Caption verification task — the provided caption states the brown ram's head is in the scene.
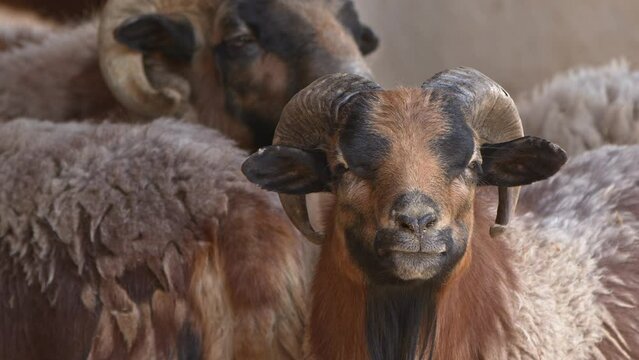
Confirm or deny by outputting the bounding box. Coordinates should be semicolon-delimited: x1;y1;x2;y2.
99;0;377;149
243;68;567;284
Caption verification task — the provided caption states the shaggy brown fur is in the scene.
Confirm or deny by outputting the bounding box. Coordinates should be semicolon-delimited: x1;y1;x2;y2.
0;119;308;359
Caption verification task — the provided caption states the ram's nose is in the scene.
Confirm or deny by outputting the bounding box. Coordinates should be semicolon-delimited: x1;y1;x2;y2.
391;191;440;233
395;212;438;233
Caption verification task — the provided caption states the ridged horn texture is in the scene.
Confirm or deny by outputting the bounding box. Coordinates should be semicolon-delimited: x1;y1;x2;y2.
98;0;197;118
422;67;524;233
274;73;382;244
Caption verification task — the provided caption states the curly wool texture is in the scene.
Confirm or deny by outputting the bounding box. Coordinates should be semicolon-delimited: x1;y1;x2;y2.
517;60;639;156
0;24;52;52
0;119;307;359
508;145;639;359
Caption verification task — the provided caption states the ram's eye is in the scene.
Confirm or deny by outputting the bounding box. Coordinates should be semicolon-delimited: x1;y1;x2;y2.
225;33;256;48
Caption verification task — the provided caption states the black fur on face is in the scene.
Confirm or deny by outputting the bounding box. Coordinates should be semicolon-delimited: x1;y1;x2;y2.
429;90;476;179
339;92;390;180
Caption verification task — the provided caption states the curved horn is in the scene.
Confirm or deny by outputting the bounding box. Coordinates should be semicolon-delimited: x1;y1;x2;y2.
422;68;524;234
98;0;194;118
274;73;381;244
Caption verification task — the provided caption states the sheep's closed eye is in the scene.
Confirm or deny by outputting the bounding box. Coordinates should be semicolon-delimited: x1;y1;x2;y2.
218;32;260;58
225;33;256;48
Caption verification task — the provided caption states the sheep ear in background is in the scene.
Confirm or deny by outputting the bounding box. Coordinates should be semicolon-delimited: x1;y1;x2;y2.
114;14;196;62
479;136;568;187
337;1;379;55
242;146;332;194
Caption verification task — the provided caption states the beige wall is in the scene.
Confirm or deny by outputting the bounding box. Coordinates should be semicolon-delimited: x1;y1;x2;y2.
354;0;639;94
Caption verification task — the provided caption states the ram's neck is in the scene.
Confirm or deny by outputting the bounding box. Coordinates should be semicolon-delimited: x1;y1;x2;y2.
308;229;369;360
433;188;517;359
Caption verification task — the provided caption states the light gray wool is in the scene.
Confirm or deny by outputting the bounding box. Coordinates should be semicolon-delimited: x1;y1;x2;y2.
0;118;308;359
517;59;639;156
0;23;52;51
507;145;639;359
0;21;120;121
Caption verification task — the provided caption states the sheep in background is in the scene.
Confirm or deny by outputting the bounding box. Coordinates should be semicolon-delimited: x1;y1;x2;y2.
0;0;378;150
0;0;105;21
517;59;639;155
0;118;310;359
243;69;638;359
0;4;57;51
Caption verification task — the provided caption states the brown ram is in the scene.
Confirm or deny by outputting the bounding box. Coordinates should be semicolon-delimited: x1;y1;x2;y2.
0;0;377;149
243;69;639;359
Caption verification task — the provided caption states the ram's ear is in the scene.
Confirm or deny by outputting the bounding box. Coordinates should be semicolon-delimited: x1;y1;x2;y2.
242;146;332;194
114;14;196;62
479;136;567;187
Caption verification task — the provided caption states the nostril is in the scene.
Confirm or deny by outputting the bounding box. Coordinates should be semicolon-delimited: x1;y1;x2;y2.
396;214;419;233
418;213;438;229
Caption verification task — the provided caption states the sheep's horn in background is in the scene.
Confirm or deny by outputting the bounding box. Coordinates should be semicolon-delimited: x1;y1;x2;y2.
421;67;525;235
273;73;382;244
98;0;200;118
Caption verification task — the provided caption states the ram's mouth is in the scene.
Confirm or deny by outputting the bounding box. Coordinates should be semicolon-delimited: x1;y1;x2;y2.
374;230;448;256
382;251;448;281
373;229;453;281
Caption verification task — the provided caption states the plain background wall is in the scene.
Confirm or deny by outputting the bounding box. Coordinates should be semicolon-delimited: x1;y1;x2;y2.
353;0;639;94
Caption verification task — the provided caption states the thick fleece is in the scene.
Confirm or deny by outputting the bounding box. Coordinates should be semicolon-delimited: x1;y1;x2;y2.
506;145;639;359
0;21;121;121
0;119;307;360
517;60;639;156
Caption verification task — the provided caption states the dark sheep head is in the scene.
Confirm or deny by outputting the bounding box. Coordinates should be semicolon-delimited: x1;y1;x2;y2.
99;0;378;149
243;68;567;285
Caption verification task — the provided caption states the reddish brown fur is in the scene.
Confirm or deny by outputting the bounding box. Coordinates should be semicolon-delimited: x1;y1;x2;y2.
434;189;516;359
219;190;302;310
309;205;369;360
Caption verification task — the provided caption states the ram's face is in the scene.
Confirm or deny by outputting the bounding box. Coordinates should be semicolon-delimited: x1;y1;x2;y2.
241;71;567;287
333;89;479;284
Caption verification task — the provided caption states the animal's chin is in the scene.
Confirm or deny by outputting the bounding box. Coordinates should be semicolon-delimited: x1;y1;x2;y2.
381;251;448;282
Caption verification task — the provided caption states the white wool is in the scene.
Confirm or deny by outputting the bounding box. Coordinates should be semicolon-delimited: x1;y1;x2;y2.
517;59;639;156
